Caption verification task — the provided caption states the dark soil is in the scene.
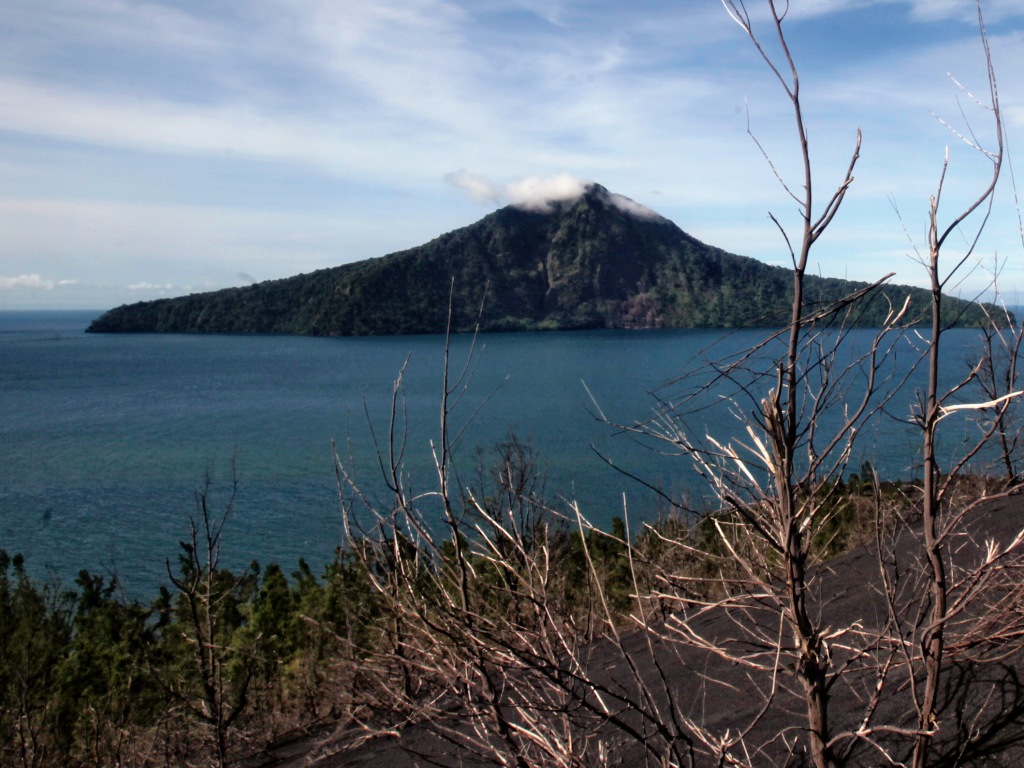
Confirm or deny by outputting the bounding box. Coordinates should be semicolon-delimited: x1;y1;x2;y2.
245;494;1024;768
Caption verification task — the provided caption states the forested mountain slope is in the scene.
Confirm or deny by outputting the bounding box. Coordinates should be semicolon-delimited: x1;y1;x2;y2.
87;184;992;335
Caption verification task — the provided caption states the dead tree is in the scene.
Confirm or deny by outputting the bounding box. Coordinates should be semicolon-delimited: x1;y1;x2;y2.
595;1;1022;765
890;5;1023;765
598;1;906;764
328;4;1024;767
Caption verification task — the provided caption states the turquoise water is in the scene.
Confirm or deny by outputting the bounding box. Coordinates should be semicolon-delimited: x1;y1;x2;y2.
0;311;997;597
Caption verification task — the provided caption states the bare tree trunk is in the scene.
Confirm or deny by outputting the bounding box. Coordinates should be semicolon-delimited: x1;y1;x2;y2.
719;3;860;763
915;271;947;768
909;8;1004;763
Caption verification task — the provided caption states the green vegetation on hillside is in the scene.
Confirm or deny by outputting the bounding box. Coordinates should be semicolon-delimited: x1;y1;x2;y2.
86;185;996;336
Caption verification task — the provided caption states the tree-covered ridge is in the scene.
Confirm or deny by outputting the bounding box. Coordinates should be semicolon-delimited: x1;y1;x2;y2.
86;184;994;335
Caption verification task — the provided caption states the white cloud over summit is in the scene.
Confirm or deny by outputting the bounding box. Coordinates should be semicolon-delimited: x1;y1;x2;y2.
445;171;588;210
445;171;663;219
506;174;592;211
444;171;589;208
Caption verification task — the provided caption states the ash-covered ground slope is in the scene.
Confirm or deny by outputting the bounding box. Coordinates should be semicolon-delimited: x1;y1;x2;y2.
245;493;1024;768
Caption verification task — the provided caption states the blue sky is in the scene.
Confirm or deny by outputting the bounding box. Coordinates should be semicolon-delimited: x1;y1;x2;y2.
2;0;1024;310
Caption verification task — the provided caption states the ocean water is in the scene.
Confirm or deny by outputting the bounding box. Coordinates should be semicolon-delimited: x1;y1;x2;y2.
0;311;999;597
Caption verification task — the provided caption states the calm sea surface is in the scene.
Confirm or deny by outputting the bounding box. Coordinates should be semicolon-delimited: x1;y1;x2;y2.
0;310;997;597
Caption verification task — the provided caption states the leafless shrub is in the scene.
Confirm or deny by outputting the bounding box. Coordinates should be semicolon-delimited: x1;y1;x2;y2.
319;4;1024;768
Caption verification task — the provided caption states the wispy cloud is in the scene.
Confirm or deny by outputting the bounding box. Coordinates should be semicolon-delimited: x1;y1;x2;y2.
0;274;77;290
444;170;504;204
1;0;1022;308
756;0;1024;23
906;0;1024;22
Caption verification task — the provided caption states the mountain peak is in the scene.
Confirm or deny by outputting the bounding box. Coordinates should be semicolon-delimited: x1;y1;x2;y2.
579;183;667;222
86;187;993;337
507;179;666;222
